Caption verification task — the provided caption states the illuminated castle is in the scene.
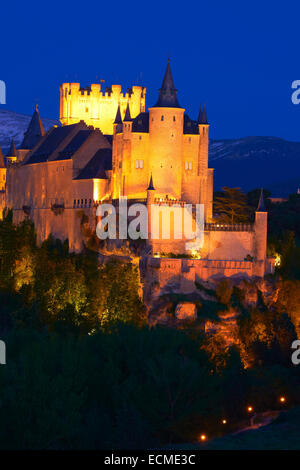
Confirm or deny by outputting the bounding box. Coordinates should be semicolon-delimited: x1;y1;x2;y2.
60;82;146;135
4;61;274;282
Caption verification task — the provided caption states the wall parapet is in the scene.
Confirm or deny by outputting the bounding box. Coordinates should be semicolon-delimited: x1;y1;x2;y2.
205;223;253;232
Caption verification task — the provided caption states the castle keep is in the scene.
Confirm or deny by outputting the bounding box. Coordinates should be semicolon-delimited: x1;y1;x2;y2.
3;61;274;287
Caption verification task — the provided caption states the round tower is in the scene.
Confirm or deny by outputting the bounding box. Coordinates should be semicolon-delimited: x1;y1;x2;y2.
148;61;185;200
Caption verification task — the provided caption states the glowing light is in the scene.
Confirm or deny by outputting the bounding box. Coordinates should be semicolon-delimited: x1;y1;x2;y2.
200;434;207;441
191;249;201;259
247;406;253;412
279;396;286;403
222;419;227;424
275;253;281;267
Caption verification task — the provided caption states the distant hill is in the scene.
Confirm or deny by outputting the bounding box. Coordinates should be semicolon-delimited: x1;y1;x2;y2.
210;136;300;196
0;109;58;153
0;110;299;196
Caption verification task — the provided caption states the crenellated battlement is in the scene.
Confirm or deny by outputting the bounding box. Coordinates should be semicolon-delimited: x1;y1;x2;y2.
60;82;146;135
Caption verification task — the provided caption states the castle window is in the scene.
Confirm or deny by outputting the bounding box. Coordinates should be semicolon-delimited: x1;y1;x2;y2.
139;135;142;140
85;199;87;205
189;137;191;143
135;159;139;169
74;199;76;206
140;159;144;169
173;116;176;122
85;107;89;113
185;161;193;171
161;115;164;121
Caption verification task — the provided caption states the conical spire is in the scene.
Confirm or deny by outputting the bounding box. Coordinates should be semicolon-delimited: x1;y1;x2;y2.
147;173;155;191
199;104;208;125
114;105;122;124
0;147;5;168
257;188;266;212
123;102;132;122
8;138;17;157
21;105;45;149
154;59;181;108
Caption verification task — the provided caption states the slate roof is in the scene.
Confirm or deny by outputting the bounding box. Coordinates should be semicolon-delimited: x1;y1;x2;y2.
199;104;208;125
75;148;112;180
25;125;77;164
147;174;155;190
132;112;149;133
123;103;132;121
7;138;17;157
257;189;266;212
154;60;181;108
183;114;199;135
56;130;93;160
21;106;45;149
114;105;122;124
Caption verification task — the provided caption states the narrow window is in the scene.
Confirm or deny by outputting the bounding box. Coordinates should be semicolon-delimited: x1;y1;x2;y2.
185;161;189;170
173;116;176;122
161;115;164;121
135;160;139;169
189;162;193;170
140;159;144;169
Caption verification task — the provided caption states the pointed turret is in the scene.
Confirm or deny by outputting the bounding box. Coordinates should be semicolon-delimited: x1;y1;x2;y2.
114;105;122;124
257;188;266;212
199;104;208;125
123;102;132;121
21;105;45;149
8;138;17;157
147;173;155;191
0;147;5;168
154;59;181;108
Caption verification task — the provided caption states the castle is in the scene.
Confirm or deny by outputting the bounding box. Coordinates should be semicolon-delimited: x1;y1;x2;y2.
2;61;275;293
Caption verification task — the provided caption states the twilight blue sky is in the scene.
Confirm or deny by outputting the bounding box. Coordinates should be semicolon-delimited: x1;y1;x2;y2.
1;0;300;141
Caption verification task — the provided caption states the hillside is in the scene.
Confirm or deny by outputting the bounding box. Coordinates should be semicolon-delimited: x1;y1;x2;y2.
210;136;300;196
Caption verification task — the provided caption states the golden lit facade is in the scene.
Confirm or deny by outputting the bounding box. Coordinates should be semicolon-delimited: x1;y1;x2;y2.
60;83;146;135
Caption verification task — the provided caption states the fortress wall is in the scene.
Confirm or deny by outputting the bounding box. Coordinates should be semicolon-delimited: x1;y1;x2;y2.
202;230;254;260
142;256;255;299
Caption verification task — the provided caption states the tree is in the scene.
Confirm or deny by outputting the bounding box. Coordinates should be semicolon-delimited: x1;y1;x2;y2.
213;187;251;223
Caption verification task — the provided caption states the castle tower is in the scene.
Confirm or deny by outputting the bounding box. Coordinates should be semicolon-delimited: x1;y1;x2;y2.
6;139;17;164
254;189;268;277
0;147;6;191
197;104;212;220
123;102;133;134
148;60;185;199
113;105;122;135
146;174;156;246
21;105;45;150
